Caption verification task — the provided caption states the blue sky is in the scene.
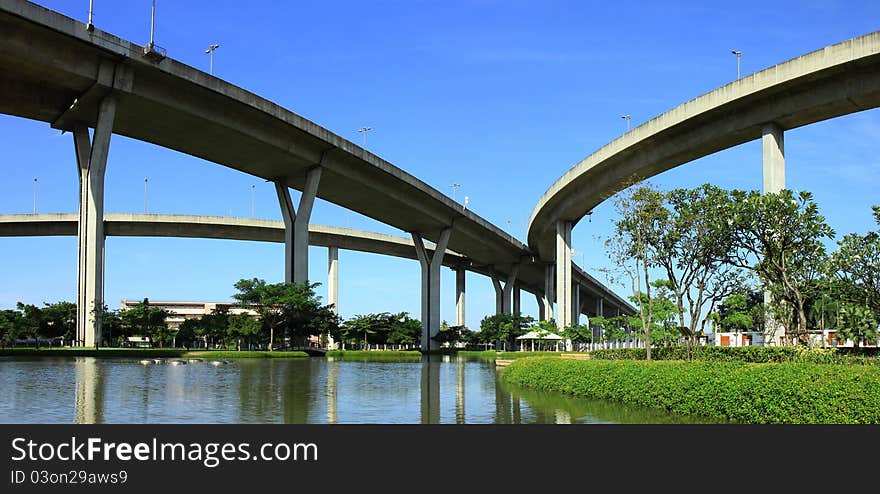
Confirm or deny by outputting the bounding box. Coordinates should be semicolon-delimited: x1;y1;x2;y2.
1;0;879;329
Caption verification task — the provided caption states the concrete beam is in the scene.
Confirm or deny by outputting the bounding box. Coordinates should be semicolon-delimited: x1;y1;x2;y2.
275;166;322;284
412;228;452;352
73;94;116;348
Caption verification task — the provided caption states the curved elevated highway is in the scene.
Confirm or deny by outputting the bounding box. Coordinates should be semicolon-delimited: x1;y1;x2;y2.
0;0;630;347
527;30;880;330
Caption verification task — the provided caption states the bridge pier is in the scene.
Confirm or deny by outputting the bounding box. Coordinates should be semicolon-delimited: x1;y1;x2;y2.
543;264;555;321
327;245;338;349
762;122;785;345
455;267;466;327
555;220;573;331
491;265;520;315
513;284;521;315
275;166;322;284
73;95;117;348
412;228;452;352
535;292;546;321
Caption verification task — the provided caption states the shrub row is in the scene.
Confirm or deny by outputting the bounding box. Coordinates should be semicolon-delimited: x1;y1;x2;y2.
502;357;880;424
587;346;880;365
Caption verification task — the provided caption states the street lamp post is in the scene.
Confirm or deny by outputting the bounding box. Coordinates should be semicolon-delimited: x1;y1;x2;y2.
250;184;255;218
621;114;631;132
206;44;220;75
33;177;37;214
144;177;148;213
450;183;461;202
358;127;372;147
731;50;742;79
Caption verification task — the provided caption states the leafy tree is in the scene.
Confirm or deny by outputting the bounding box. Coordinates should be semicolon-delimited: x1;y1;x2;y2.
479;313;533;350
16;302;43;348
627;281;680;346
725;190;834;344
831;205;880;313
835;303;878;348
386;313;421;346
233;279;338;351
656;185;748;340
604;183;666;359
40;301;77;345
227;313;262;350
433;323;467;347
118;299;171;347
0;309;24;347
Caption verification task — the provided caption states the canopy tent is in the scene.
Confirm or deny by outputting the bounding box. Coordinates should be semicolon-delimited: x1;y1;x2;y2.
516;331;564;352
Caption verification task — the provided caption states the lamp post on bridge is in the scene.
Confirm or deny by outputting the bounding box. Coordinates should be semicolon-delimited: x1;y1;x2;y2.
621;114;631;132
144;177;148;213
450;183;461;203
731;50;742;79
33;177;37;214
250;184;255;218
206;44;220;75
358;127;372;147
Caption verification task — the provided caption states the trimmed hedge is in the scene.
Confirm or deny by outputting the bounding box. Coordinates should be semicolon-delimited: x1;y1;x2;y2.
587;346;880;365
501;357;880;424
457;351;563;360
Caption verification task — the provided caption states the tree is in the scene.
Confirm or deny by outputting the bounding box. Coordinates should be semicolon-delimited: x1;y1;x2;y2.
118;299;171;347
479;313;533;350
831;205;880;313
16;302;43;348
227;313;262;350
604;183;666;360
726;190;834;344
656;185;748;341
232;279;337;351
40;301;77;345
0;309;24;347
835;303;878;348
628;280;680;346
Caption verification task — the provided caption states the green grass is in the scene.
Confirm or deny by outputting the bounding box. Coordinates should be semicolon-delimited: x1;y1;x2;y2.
587;346;880;365
0;348;308;359
501;357;880;424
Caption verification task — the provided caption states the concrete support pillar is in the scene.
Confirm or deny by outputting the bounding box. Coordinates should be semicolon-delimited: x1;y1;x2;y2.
543;265;555;321
501;265;520;315
73;96;117;348
555;221;573;331
596;298;604;318
275;166;322;284
412;228;452;352
491;277;503;315
326;245;338;349
762;123;785;195
455;267;466;327
513;284;521;315
535;293;546;321
572;284;580;326
762;122;785;345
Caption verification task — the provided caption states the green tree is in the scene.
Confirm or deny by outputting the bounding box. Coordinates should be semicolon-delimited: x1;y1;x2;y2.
835;303;878;348
604;183;666;359
233;279;338;351
831;205;880;313
227;313;262;350
41;301;77;345
726;190;834;344
118;299;171;347
479;313;533;351
0;309;24;347
16;302;43;348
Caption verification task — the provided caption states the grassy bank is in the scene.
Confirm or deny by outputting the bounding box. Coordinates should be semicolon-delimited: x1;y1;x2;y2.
501;357;880;424
325;350;422;361
0;348;308;359
587;346;880;365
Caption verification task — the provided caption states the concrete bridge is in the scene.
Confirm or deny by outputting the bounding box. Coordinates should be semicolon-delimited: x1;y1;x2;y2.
0;213;634;340
527;30;880;339
0;0;632;349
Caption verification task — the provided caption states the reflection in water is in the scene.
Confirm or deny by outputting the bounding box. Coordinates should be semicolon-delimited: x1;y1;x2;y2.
420;356;441;424
326;359;338;424
0;356;722;424
74;357;105;424
455;357;465;424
